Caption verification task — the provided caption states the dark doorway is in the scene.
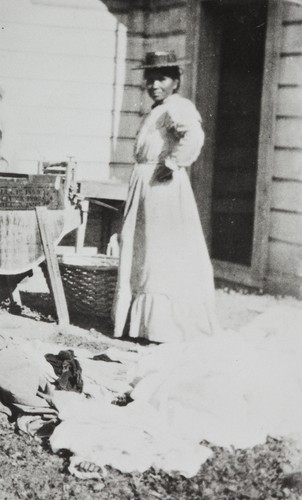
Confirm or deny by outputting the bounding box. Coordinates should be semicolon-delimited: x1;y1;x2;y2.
195;0;268;267
211;2;268;266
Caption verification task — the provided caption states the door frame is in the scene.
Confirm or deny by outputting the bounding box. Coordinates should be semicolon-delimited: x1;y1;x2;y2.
186;0;283;288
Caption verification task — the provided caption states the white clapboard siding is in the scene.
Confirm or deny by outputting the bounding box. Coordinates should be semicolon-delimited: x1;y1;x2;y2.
1;79;141;114
0;23;117;57
0;51;117;85
280;55;302;85
13;134;112;163
31;0;109;10
110;163;133;183
0;0;118;30
13;134;135;165
10;107;112;138
270;211;302;245
274;149;302;180
278;87;302;116
17;159;112;181
0;28;143;62
283;2;302;21
0;55;144;87
271;180;302;212
268;240;302;276
275;118;302;148
1;78;114;111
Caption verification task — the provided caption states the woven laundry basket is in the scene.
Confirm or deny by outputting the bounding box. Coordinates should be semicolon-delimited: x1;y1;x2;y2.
58;254;119;319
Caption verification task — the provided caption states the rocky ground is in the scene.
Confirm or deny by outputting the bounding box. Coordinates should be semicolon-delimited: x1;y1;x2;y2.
0;269;302;499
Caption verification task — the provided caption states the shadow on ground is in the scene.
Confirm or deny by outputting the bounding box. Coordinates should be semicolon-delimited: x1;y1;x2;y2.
18;291;114;337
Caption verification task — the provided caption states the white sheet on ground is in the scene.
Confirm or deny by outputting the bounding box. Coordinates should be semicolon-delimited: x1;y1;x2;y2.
1;304;302;478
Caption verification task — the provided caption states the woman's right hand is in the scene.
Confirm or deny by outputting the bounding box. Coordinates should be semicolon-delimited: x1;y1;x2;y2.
154;165;173;182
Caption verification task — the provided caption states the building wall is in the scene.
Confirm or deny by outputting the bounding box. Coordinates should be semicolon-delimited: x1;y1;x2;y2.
0;0;189;184
1;0;301;295
108;0;190;182
267;1;302;297
143;0;302;297
0;0;145;182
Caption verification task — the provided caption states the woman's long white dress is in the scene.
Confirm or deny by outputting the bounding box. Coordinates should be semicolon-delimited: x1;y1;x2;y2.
113;93;216;342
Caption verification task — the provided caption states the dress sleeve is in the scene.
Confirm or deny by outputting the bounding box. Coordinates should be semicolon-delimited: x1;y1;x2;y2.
164;98;204;169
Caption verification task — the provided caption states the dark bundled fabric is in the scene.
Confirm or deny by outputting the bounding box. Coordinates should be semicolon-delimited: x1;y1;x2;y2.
45;350;83;393
91;353;121;364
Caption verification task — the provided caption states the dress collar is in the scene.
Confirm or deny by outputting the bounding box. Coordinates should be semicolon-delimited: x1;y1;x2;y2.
151;93;179;109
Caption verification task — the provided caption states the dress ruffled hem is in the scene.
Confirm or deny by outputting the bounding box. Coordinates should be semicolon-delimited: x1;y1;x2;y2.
119;292;215;343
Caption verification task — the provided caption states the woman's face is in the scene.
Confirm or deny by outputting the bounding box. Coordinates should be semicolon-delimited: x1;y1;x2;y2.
145;69;179;104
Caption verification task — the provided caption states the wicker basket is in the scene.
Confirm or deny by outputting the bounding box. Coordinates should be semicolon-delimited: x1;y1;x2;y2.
58;254;119;319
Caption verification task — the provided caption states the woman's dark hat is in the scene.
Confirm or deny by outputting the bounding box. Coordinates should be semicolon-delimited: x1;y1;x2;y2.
133;51;190;70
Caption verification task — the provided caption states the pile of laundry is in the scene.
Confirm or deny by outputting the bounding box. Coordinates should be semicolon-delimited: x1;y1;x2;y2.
1;304;302;480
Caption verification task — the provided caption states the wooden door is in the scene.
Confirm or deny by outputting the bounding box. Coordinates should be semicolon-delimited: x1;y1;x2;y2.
190;0;282;287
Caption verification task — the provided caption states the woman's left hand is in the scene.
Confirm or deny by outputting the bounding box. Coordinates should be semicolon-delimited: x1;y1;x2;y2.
155;165;173;182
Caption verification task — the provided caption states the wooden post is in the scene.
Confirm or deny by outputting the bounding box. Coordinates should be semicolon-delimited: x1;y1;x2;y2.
75;199;89;253
36;206;69;327
6;276;22;313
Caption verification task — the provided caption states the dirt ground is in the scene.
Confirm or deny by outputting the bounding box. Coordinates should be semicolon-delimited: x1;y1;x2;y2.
0;269;302;500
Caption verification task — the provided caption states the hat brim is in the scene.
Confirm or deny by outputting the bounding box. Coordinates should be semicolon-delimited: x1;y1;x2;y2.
132;60;191;70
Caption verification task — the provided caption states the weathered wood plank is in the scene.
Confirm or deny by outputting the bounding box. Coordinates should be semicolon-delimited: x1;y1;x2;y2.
270;211;302;244
280;55;302;85
268;239;302;277
283;2;302;22
111;138;135;164
100;0;145;12
213;260;263;288
120;87;144;113
278;86;302;116
147;6;187;34
36;206;69;327
274;149;302;180
149;0;187;10
144;34;187;58
271;179;302;212
79;180;128;201
275;117;302;148
116;11;145;33
252;0;284;282
282;24;302;52
117;113;142;138
265;270;302;298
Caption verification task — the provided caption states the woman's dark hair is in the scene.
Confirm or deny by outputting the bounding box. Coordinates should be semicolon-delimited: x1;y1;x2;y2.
144;66;181;91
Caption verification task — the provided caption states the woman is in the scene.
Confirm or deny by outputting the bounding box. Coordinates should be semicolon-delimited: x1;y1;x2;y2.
113;51;217;343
